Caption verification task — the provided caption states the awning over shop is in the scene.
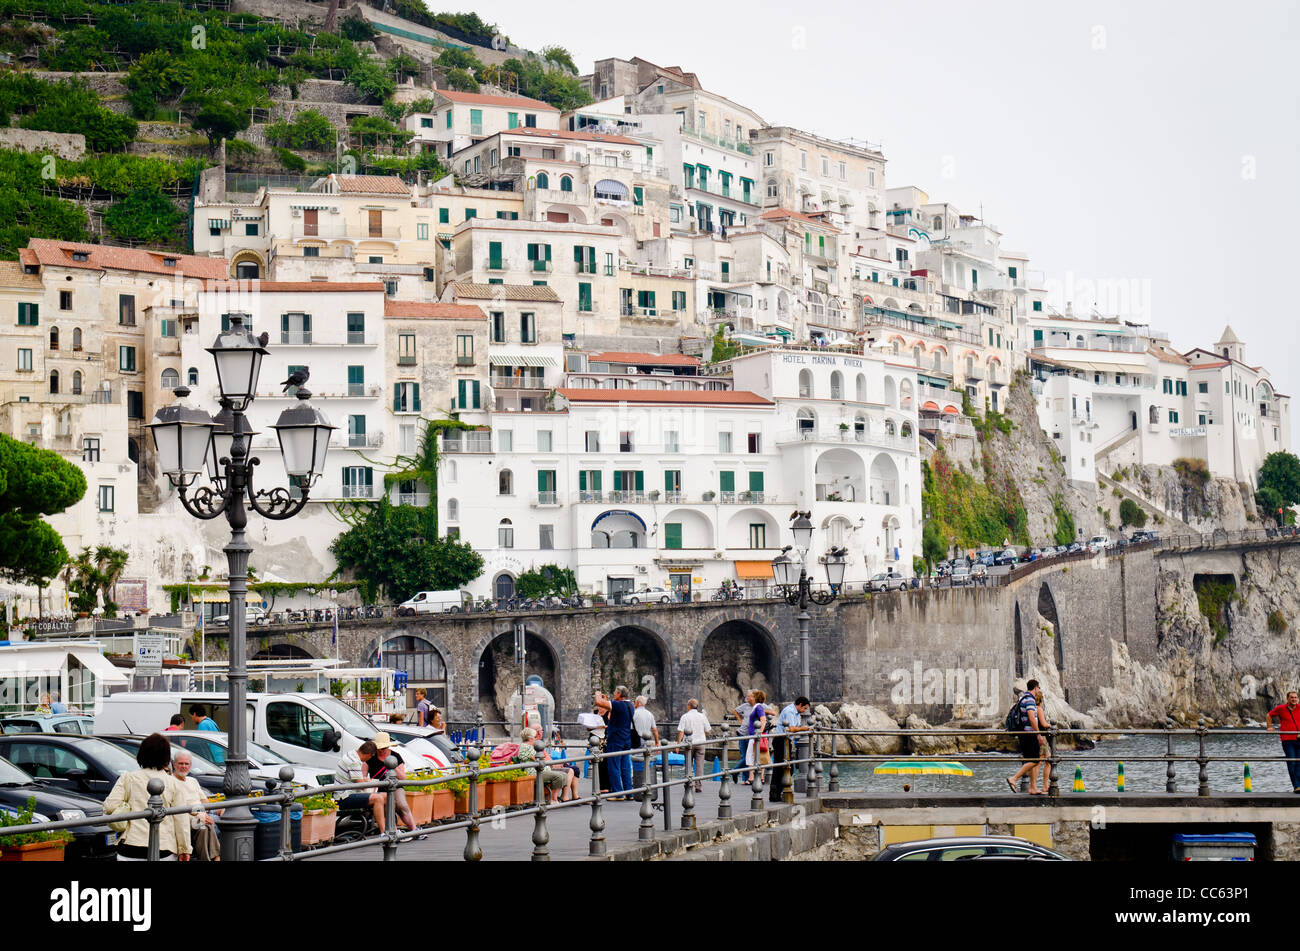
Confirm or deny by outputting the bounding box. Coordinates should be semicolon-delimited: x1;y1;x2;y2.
488;352;557;367
194;592;230;603
1055;359;1142;375
917;373;950;387
942;405;960;415
734;560;774;580
77;649;130;684
921;400;941;412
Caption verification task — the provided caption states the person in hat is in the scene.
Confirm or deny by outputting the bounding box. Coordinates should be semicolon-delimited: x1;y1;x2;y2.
367;732;417;834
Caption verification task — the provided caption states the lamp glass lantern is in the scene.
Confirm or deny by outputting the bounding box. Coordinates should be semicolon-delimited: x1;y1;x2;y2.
823;548;848;588
205;403;258;486
207;314;266;410
147;390;215;484
791;513;814;554
771;550;798;588
272;395;335;484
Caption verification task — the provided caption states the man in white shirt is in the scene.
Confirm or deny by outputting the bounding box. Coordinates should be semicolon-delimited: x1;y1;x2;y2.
676;698;712;792
633;695;659;745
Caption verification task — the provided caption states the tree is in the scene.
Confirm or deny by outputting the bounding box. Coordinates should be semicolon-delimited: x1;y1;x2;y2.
330;498;483;602
921;520;946;570
103;188;184;245
65;546;129;617
540;45;577;73
1118;498;1147;529
443;68;479;93
1258;451;1300;524
266;109;337;151
191;100;249;147
0;434;86;588
515;565;576;599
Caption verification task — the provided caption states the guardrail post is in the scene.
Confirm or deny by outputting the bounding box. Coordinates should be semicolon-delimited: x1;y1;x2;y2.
146;777;165;863
1046;730;1059;799
717;728;733;820
1165;718;1178;794
588;733;606;856
681;741;697;830
474;711;484;747
639;730;656;839
660;747;673;830
276;766;295;861
750;742;765;813
531;738;550;861
382;754;399;862
828;728;839;792
463;747;482;861
807;719;820;798
1197;718;1210;797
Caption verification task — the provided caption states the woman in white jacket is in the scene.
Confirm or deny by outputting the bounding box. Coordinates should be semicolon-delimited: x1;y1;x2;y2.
103;733;191;861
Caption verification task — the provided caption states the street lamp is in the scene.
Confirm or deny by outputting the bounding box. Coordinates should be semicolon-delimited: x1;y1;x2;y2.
770;510;848;795
147;313;334;861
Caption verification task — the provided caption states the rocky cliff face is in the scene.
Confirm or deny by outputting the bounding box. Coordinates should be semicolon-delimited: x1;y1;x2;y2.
1092;546;1300;725
1105;463;1259;534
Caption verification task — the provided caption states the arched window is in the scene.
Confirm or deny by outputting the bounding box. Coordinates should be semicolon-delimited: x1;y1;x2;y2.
559;175;573;193
856;373;867;402
766;179;778;199
1149;405;1159;424
49;327;59;351
912;345;923;366
798;368;814;398
187;367;198;386
72;328;82;351
498;468;513;495
72;370;82;395
885;418;896;436
49;369;59;394
536;171;549;190
497;519;514;549
161;368;180;390
444;459;457;483
446;498;459;521
796;407;816;435
830;370;843;400
494;573;515;598
901;421;913;438
932;215;943;231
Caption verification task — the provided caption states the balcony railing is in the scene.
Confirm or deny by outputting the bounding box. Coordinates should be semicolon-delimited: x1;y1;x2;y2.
397;355;417;366
396;492;430;506
281;331;312;345
964;365;985;382
440;432;493;453
681;125;753;155
486;258;508;272
342;432;383;449
491;375;547;389
777;428;912;450
575;262;597;274
578;490;603;503
530;259;552;273
533;491;559;506
340;484;375;499
608;490;645;503
347;331;368;345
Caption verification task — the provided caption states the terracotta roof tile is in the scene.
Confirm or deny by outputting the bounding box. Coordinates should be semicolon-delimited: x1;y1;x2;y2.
502;127;643;147
436;89;558;112
446;282;561;303
0;260;42;288
331;175;411;195
557;388;771;406
1147;347;1190;366
384;300;485;319
26;239;229;278
758;208;839;231
202;281;385;293
587;352;700;367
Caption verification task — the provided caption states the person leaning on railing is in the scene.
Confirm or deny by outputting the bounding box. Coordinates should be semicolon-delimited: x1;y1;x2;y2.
104;733;192;861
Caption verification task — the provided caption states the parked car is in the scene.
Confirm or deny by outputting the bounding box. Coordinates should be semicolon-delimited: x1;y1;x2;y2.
950;565;972;587
95;735;228;796
396;589;467;616
0;755;117;860
872;835;1070;861
1067;542;1085;554
100;732;320;789
0;734;144;801
866;572;907;593
976;549;997;567
951;557;971;570
625;586;673;605
211;605;269;626
970;564;989;584
993;548;1019;567
1087;534;1111;553
375;723;463;768
0;714;96;735
1130;530;1158;544
1113;537;1130;552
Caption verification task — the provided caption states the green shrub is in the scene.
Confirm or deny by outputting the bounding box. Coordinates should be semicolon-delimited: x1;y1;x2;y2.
1268;610;1288;634
266;109;336;151
274;147;306;172
103;187;183;245
1119;498;1146;529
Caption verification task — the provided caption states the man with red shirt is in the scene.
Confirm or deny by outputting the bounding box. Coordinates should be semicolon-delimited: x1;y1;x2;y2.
1266;690;1300;793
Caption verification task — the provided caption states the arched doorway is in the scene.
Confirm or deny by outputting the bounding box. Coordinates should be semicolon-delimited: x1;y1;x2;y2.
369;634;449;709
477;629;557;722
493;572;516;599
590;626;668;719
252;643;315;661
1037;583;1064;691
700;621;777;723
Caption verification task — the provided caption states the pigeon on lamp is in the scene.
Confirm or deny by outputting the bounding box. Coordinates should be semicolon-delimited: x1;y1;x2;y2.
281;366;310;392
257;331;270;348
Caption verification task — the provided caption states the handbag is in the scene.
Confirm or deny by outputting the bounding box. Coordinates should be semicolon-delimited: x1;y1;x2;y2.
107;778;132;835
193;824;221;862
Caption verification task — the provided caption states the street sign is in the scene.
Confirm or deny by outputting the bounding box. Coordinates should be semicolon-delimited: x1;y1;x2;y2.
133;632;165;677
513;621;525;665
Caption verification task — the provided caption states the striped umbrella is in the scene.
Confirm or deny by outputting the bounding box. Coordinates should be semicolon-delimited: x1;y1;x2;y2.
873;760;973;777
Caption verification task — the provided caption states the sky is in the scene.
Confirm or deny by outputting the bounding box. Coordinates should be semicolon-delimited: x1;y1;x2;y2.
481;0;1300;444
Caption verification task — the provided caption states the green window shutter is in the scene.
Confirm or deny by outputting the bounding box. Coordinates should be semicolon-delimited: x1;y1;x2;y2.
527;244;537;262
665;470;675;492
635;471;644;491
664;523;682;549
471;380;480;408
508;112;518;129
818;236;825;254
749;471;764;492
439;208;449;223
613;471;623;491
464;208;476;220
348;366;363;386
412;384;421;412
281;313;289;334
445;110;452;128
537;470;547;492
470;108;482;125
633;186;643;206
1033;329;1043;344
489;241;502;268
573;245;582;263
720;471;735;492
805;233;811;251
394;384;402;412
544;244;552;261
721;261;729;280
579;470;587;491
592;471;602;491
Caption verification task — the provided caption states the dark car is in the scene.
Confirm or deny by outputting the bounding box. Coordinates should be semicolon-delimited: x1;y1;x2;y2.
0;733;145;801
992;548;1018;567
0;714;96;735
872;835;1070;861
1130;530;1158;544
1067;542;1084;554
975;549;997;567
0;755;117;860
95;736;227;796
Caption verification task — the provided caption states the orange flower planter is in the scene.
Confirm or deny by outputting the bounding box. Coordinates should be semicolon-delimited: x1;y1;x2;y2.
301;810;337;846
1;841;67;862
406;790;434;826
431;789;454;820
483;780;512;810
453;782;487;815
510;776;535;805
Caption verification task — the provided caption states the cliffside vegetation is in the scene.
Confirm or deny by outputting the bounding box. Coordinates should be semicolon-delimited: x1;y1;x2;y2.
1256;450;1300;525
921;447;1030;554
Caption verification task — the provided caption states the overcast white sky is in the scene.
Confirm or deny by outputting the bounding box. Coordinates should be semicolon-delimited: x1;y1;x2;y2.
484;0;1300;442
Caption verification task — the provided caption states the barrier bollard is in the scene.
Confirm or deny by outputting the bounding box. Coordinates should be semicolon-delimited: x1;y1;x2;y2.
531;738;550;861
808;721;820;798
780;733;794;805
717;729;733;820
660;752;673;830
383;754;399;862
639;730;655;840
1047;731;1059;799
474;711;484;747
1243;763;1252;792
1072;765;1085;793
1197;717;1210;797
276;766;296;861
828;729;840;793
463;746;482;861
681;741;697;830
1117;761;1125;792
1165;717;1179;793
145;777;165;863
750;744;765;813
588;733;606;856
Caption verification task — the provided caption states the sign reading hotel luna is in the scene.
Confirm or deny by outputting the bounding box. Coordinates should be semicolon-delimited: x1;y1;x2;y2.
781;354;865;368
1169;427;1208;438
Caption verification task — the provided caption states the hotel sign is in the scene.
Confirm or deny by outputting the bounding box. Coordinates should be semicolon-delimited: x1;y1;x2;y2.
782;354;865;368
1170;427;1207;438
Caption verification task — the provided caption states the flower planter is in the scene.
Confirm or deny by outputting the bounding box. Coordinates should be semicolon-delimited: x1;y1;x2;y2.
453;782;487;815
510;776;535;805
431;788;454;820
406;790;434;826
483;779;512;810
1;840;67;862
300;809;337;846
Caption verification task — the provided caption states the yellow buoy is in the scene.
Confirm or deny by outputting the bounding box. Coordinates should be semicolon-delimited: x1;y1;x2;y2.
1073;765;1085;792
1117;761;1125;792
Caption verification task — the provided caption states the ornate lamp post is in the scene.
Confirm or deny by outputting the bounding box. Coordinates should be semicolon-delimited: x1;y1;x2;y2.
771;511;847;793
147;314;334;861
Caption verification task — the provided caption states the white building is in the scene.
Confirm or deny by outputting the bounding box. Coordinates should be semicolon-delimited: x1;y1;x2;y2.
405;89;560;160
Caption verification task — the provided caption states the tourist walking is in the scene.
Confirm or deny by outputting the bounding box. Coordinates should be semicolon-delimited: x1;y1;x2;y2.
1266;689;1300;793
596;686;636;798
1006;681;1048;795
414;688;432;727
103;733;191;861
744;691;772;783
733;690;756;780
677;699;712;792
633;695;659;745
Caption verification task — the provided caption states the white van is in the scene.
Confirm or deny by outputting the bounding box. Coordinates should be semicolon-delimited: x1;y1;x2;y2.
94;692;414;771
395;590;466;616
1087;534;1111;552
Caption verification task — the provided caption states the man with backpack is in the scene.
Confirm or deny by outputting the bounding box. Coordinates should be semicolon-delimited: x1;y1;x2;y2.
1005;680;1050;794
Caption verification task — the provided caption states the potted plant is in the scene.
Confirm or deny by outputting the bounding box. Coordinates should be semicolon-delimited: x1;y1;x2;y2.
430;775;458;820
702;490;716;501
509;768;535;805
839;422;849;431
0;797;72;862
299;794;338;846
404;773;435;826
446;776;482;816
482;770;514;809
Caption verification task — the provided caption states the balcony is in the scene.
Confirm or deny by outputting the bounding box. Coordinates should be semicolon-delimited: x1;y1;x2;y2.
486;258;508;272
491;375;547;389
342;432;384;449
347;331;368;345
680;125;753;156
470;122;484;136
777;428;912;451
398;355;417;366
575;262;597;275
281;331;312;345
340;484;375;499
440;432;492;453
964;364;985;382
533;491;560;506
608;490;645;503
396;492;430;506
578;490;603;503
530;260;552;274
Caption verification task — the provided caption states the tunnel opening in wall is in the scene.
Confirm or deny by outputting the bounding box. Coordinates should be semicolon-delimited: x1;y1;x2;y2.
590;626;668;720
1036;582;1066;701
701;620;778;724
477;630;556;723
1192;573;1237;647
